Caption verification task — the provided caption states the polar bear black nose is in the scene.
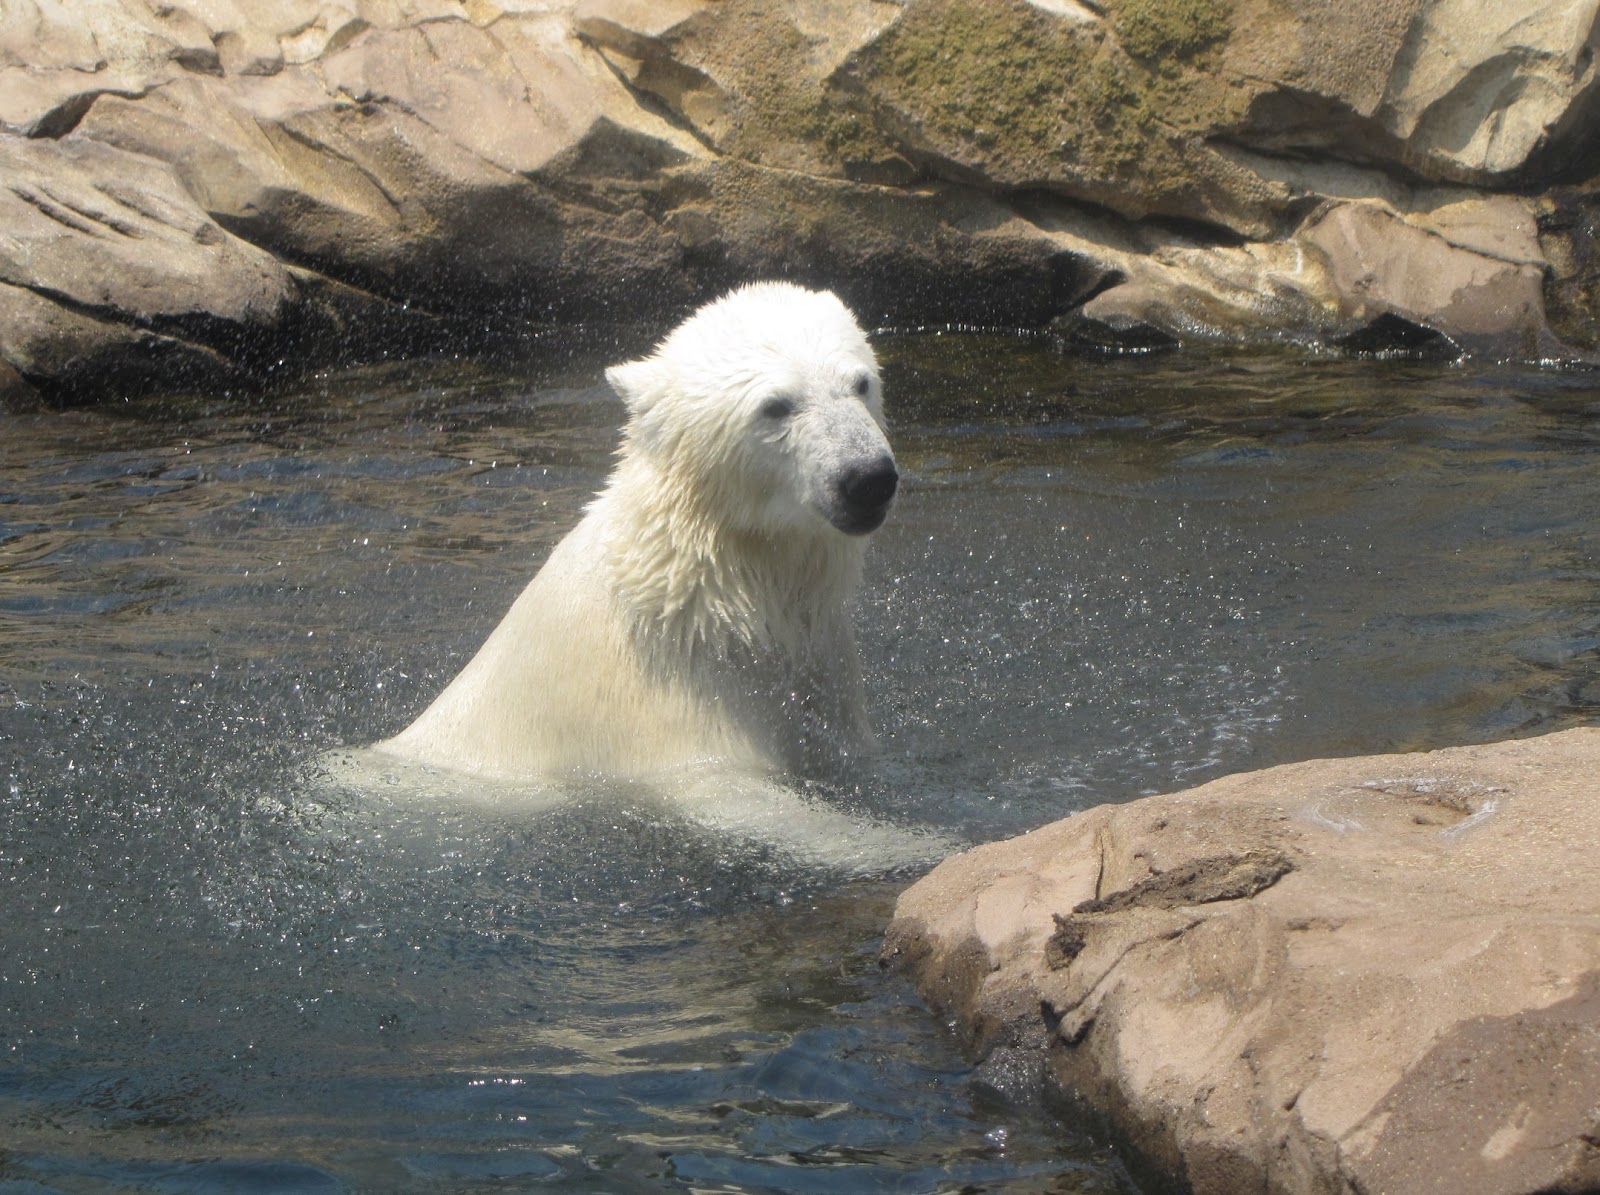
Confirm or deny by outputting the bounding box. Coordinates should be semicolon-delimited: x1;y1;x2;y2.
834;456;899;533
842;458;898;510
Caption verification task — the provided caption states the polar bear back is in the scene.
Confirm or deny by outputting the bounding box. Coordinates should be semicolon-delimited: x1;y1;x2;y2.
380;518;766;779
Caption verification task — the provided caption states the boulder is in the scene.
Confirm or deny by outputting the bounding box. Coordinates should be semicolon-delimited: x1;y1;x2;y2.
1213;0;1600;185
883;727;1600;1195
68;12;706;318
1296;197;1551;357
838;0;1285;237
7;0;1600;398
0;134;293;399
0;135;291;326
1071;190;1555;357
575;0;904;178
1378;0;1600;183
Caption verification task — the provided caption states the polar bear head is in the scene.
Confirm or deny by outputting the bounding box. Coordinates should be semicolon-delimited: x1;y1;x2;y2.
605;282;897;539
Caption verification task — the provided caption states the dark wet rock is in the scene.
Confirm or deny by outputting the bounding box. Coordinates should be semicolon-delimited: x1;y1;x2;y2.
884;728;1600;1195
1049;310;1181;357
1538;180;1600;353
1332;312;1460;359
6;0;1600;398
0;352;41;411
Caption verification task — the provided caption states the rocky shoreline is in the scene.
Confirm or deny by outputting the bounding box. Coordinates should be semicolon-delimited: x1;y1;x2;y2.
10;5;1600;1189
7;0;1600;406
883;728;1600;1195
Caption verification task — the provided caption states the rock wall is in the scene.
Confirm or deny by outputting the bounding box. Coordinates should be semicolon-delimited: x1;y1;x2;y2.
4;0;1600;402
884;728;1600;1195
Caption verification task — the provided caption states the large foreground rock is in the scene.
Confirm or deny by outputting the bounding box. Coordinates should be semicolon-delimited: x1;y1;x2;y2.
885;728;1600;1195
5;0;1600;402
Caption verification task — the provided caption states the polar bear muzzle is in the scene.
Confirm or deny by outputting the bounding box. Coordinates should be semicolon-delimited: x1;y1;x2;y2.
830;454;899;535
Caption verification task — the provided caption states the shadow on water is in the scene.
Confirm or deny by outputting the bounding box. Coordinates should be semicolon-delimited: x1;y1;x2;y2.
2;333;1598;1191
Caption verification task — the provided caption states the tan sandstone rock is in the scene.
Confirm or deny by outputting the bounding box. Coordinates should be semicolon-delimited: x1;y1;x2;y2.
0;134;293;396
885;728;1600;1195
0;135;291;324
6;0;1600;397
1379;0;1600;182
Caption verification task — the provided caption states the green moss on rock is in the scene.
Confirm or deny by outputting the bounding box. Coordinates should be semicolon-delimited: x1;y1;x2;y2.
1110;0;1233;62
832;0;1272;231
661;3;898;177
849;0;1187;197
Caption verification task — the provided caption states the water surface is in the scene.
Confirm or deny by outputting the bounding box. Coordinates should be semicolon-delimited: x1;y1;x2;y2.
3;334;1597;1192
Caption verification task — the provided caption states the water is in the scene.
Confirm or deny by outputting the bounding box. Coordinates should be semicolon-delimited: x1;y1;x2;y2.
3;332;1598;1193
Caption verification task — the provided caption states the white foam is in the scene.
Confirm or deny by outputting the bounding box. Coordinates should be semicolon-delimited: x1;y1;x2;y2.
313;747;956;876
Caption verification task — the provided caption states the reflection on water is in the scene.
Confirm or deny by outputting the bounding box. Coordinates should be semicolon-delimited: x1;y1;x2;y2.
3;334;1598;1191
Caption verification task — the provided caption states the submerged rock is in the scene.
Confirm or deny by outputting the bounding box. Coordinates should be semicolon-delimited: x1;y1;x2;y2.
5;0;1600;398
883;727;1600;1195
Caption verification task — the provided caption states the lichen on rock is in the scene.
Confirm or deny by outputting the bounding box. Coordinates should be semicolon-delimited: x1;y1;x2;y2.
843;0;1259;229
1107;0;1233;62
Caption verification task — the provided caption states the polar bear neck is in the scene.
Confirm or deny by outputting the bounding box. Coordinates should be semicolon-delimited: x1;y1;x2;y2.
596;463;866;659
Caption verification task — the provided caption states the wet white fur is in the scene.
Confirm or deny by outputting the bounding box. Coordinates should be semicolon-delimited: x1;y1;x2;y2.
371;282;896;783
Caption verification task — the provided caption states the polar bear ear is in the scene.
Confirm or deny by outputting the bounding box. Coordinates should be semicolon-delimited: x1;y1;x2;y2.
606;358;670;417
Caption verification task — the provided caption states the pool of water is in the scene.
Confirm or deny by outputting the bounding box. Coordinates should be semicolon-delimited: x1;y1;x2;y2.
2;332;1597;1192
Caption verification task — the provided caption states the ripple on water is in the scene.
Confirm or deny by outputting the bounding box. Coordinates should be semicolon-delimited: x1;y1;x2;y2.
3;343;1598;1191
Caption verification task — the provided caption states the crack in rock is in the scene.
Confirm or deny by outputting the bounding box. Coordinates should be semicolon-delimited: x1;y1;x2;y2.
1046;848;1295;968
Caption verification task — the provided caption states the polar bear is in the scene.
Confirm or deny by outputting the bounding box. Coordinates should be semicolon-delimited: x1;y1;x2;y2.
372;282;899;785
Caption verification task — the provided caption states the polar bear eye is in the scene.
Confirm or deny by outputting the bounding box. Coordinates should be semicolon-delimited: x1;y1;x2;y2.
853;374;873;398
759;396;796;420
